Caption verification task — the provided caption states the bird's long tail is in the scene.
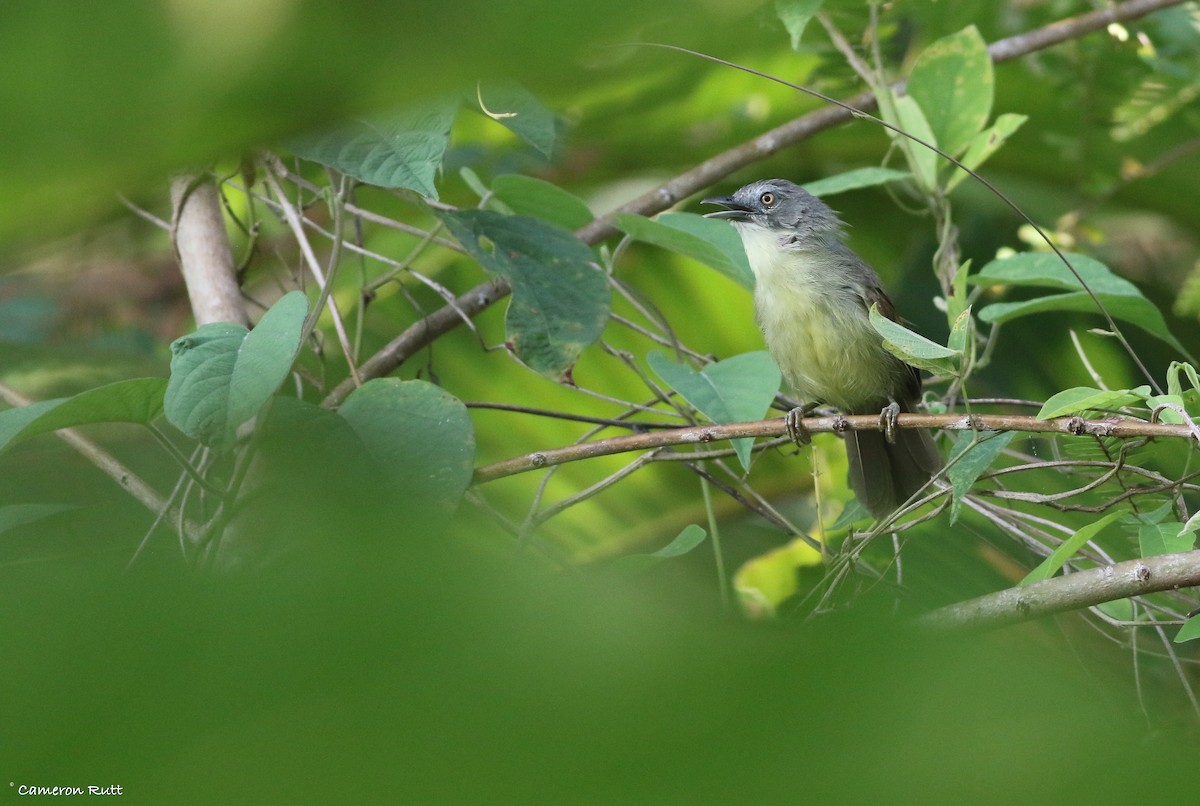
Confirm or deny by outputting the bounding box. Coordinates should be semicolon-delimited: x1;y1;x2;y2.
844;406;941;519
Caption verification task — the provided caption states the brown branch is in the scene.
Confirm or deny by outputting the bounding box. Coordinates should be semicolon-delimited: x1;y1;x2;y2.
318;0;1183;408
919;549;1200;631
473;411;1197;484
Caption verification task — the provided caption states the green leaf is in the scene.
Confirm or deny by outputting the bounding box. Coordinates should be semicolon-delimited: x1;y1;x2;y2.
775;0;824;50
868;304;961;376
471;82;557;158
440;210;608;377
802;167;911;198
0;503;78;536
975;252;1188;355
1139;523;1196;557
1181;509;1200;537
1137;393;1183;420
165;291;308;447
1176;614;1200;643
946;431;1015;524
946;113;1027;191
1134;500;1176;526
338;379;475;519
948;259;972;324
892;94;939;192
1021;511;1125;585
609;524;708;574
230;291;309;432
732;533;824;618
0;378;168;456
491;175;594;231
946;305;973;355
286;99;458;199
906;25;993;159
458;166;491;201
1166;361;1200;397
616;212;754;289
1095;598;1134;622
648;351;781;472
1036;386;1151;419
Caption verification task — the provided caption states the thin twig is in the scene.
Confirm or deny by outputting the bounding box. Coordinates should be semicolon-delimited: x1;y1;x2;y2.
262;167;362;386
0;381;200;542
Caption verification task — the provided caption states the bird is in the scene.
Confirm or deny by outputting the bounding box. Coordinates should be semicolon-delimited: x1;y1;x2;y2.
703;178;941;518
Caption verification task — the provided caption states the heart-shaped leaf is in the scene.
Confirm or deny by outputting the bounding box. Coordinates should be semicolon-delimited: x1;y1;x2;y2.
648;350;780;472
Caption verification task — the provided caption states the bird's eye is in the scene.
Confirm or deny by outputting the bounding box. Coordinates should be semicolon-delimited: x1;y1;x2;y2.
760;192;776;207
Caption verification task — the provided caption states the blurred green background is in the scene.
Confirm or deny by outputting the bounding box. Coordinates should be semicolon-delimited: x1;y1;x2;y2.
3;1;1200;799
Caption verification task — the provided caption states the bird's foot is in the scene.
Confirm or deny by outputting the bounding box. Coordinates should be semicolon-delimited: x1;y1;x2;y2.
880;399;901;444
785;404;817;446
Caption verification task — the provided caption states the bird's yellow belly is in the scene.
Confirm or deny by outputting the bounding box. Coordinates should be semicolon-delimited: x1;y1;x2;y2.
755;282;895;412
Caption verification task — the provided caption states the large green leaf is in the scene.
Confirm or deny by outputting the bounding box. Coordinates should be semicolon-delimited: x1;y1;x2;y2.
802;167;910;198
975;252;1188;355
0;377;167;456
440;210;609;378
648;350;780;472
906;25;993;159
868;305;961;377
338;379;475;520
164;291;308;447
491;174;594;231
892;94;939;192
1036;386;1151;419
616;212;753;289
470;82;557;158
287;100;458;199
1139;523;1195;557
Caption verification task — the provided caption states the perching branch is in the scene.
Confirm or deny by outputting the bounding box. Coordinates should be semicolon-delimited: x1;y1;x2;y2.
472;411;1197;484
318;0;1184;408
919;549;1200;631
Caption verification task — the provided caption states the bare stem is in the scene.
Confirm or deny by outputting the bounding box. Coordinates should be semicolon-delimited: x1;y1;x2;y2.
473;411;1198;484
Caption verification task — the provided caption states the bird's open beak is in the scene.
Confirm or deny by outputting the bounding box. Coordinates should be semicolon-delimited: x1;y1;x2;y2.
701;195;752;221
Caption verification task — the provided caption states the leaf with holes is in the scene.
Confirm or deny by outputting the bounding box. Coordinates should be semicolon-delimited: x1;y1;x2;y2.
440;210;608;378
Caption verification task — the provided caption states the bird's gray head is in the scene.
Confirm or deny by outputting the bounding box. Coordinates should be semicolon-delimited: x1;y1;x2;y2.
702;179;842;235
